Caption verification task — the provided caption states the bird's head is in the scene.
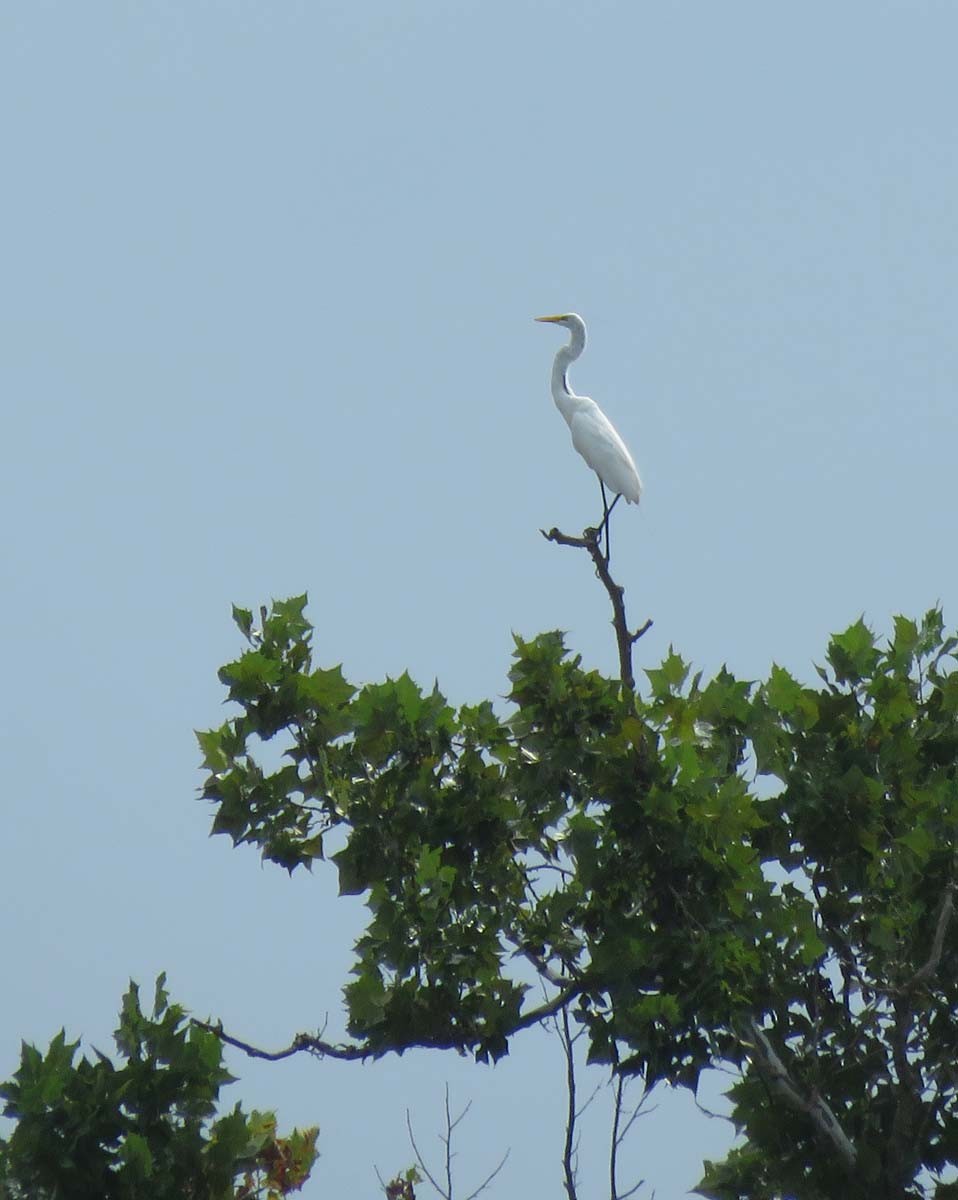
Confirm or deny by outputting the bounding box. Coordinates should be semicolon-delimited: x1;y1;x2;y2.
535;312;587;357
535;313;585;332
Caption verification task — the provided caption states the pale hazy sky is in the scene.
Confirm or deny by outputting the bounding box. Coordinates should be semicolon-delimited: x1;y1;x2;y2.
4;3;958;1196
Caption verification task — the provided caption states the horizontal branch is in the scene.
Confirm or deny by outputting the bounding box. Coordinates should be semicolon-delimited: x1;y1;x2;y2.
192;980;584;1064
192;1018;368;1062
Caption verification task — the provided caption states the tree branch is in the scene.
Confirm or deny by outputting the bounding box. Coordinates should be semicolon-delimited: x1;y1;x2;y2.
742;1018;858;1174
406;1109;447;1199
404;1088;510;1200
886;878;955;1187
559;1004;580;1200
609;1071;650;1200
191;1018;368;1062
907;879;955;991
541;526;652;693
193;979;584;1065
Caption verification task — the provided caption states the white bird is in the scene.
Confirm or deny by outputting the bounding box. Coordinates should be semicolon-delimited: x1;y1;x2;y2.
535;312;642;562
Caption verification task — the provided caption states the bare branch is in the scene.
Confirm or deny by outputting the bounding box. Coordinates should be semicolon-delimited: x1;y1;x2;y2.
406;1110;447;1199
462;1150;511;1200
610;1074;626;1200
541;526;652;693
609;1045;652;1200
191;1017;367;1062
559;1005;580;1200
193;977;583;1066
443;1087;456;1200
692;1095;729;1122
405;1090;510;1200
742;1019;857;1174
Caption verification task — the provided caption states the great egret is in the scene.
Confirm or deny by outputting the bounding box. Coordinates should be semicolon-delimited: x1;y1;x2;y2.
535;312;642;561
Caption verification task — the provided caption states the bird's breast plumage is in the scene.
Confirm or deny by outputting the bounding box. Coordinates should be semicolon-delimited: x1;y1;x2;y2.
569;403;642;504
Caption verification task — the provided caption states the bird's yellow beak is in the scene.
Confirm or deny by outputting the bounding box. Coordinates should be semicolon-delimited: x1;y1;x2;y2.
535;314;566;323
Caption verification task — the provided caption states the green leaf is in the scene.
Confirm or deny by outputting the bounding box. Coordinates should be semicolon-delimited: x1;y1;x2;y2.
196;726;230;772
119;1131;153;1179
218;651;283;700
764;665;818;727
231;603;254;639
346;969;388;1030
152;972;169;1019
897;824;933;860
646;648;690;700
416;845;443;885
826;616;879;683
891;614;919;660
298;664;356;710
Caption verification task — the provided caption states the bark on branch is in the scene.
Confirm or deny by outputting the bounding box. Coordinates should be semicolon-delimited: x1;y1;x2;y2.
743;1018;858;1175
541;525;652;693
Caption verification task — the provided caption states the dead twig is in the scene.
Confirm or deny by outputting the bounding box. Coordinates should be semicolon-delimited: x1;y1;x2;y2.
559;1004;581;1200
610;1071;652;1200
405;1087;510;1200
541;526;651;693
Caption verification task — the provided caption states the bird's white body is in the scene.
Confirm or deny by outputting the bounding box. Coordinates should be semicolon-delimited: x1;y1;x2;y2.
565;399;642;504
536;312;642;504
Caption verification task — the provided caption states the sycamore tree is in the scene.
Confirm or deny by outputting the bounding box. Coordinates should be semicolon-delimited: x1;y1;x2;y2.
192;524;958;1200
6;519;957;1199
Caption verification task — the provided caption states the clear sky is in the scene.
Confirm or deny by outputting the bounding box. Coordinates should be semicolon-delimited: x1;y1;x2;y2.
3;3;957;1195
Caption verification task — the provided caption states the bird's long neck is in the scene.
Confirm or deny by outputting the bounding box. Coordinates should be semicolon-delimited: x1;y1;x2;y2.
551;325;587;425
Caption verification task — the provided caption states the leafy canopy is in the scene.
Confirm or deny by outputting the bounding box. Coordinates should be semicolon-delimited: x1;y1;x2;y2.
0;975;318;1200
198;598;958;1199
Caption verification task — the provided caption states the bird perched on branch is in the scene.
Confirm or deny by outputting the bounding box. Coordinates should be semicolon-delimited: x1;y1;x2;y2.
535;313;642;563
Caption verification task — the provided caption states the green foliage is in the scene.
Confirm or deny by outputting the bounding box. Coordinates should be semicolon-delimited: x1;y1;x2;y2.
200;598;958;1197
0;975;318;1200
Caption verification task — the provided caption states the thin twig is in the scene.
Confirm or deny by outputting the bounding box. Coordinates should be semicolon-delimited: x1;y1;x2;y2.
463;1150;511;1200
407;1111;447;1198
443;1087;457;1199
405;1091;510;1200
692;1095;729;1122
541;526;652;693
609;1046;651;1199
559;1005;580;1200
610;1074;624;1200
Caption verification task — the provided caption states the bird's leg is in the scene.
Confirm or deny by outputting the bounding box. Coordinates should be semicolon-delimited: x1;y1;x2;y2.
596;481;624;562
598;481;623;563
605;493;623;562
598;480;610;560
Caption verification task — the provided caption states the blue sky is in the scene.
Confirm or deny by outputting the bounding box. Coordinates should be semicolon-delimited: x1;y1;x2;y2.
3;3;957;1195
